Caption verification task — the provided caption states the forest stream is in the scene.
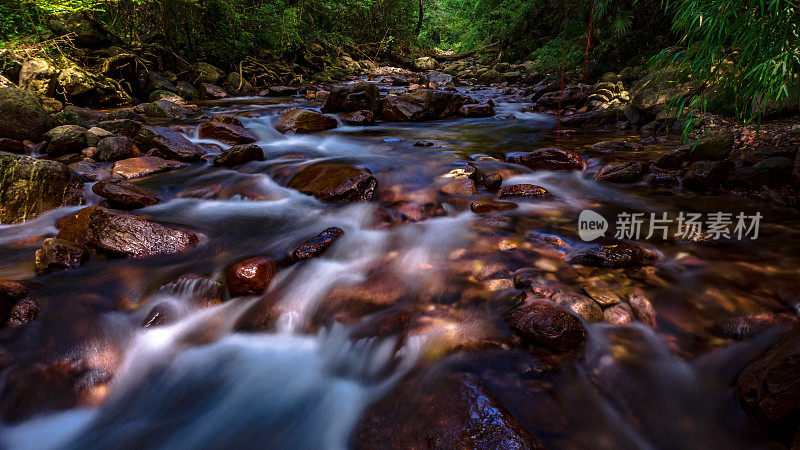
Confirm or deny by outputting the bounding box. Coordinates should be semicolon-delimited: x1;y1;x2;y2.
0;81;799;449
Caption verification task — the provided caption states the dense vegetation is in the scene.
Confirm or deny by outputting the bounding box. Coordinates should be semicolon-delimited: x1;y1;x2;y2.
1;0;798;123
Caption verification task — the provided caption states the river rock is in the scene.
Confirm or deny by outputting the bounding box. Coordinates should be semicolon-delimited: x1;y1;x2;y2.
587;140;644;155
142;100;196;119
197;121;256;145
551;290;604;323
460;103;496;118
470;200;518;214
0;280;39;322
687;133;734;161
0;87;54;140
506;148;584;171
43;125;93;156
19;58;58;97
288;163;377;202
682;160;730;191
730;157;794;188
340;110;375;125
193;62;225;85
57;66;94;97
96;136;140;162
595;162;649;183
274;108;338;133
567;241;660;267
353;371;538;449
0;138;25;153
175;81;200;101
112;156;184;179
47;11;109;47
382;89;464;122
497;184;552;199
603;304;634;324
4;297;41;328
322;82;380;113
412;56;438;70
506;299;587;352
423;71;454;88
199;83;228;100
0;359;107;423
213;144;264;166
211;114;244;127
135;126;205;161
628;66;703;119
223;72;254;95
291;227;344;261
225;257;280;297
92;179;160;209
56;206;199;257
737;324;800;422
655;147;689;169
34;238;88;275
0;153;84;224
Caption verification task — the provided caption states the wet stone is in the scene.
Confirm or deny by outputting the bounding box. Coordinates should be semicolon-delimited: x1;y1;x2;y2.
505;148;584;171
4;297;41;328
583;286;621;307
213;144;264;167
552;290;604;323
34;238;88;275
470;200;518;214
225;257;280;297
506;299;587;352
567;241;661;267
497;184;552;199
91;179;160;209
288;163;377;203
292;227;345;261
603;303;634;324
197;121;257;145
112;157;184;179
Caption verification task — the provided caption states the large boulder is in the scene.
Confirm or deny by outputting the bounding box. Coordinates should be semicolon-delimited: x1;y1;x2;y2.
682;160;730;191
19;58;58;97
0;87;54;140
222;72;254;95
56;206;200;258
43;125;93;156
686;133;734;162
505;148;584;171
47;12;109;47
144;72;176;93
322;82;380;113
142;100;196;119
628;66;703;120
135;126;206;161
737;324;800;423
57;67;95;97
274;108;337;134
422;71;454;88
382;89;465;122
197;122;257;145
193;62;225;85
0;153;84;224
288;163;377;202
413;56;438;70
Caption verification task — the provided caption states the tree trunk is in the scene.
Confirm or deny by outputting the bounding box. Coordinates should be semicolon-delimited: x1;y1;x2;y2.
415;0;423;36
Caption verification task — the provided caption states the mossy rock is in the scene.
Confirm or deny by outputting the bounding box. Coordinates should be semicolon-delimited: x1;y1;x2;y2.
0;87;54;140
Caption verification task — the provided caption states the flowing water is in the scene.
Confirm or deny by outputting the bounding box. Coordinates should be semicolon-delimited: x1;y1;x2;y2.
1;84;799;448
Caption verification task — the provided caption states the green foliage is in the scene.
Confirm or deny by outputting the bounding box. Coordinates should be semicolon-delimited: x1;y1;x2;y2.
657;0;800;128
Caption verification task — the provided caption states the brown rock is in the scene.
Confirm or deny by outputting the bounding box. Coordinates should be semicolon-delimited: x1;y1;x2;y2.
199;83;228;99
96;119;142;138
96;136;140;162
470;200;518;214
460;103;496;117
595;162;648;183
340;110;375;125
551;290;604;323
213;144;264;166
288;163;377;202
135;126;205;161
497;184;552;199
439;178;477;195
211;114;244;127
197;122;257;145
506;148;584;171
382;89;465;122
56;206;199;258
506;299;587;352
567;241;660;267
225;257;279;297
274;108;338;133
322;82;380;113
4;297;41;328
91;179;160;209
353;371;539;449
737;324;800;422
603;303;634;324
292;227;345;261
112;157;184;179
0;138;25;153
34;238;88;275
587;140;644;154
1;280;40;322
